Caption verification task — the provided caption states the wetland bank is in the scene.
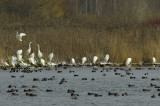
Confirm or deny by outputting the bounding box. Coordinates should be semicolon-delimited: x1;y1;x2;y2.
1;0;160;106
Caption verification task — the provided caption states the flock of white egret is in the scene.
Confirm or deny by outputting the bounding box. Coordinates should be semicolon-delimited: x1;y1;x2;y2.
0;32;157;67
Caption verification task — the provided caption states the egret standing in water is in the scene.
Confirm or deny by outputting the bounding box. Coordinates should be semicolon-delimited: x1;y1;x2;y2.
105;54;109;63
49;53;54;62
40;59;46;66
37;44;43;58
93;56;98;64
126;58;132;66
82;57;87;64
11;56;17;67
29;53;36;65
16;31;26;41
152;57;156;64
71;58;76;65
27;42;32;55
17;50;23;62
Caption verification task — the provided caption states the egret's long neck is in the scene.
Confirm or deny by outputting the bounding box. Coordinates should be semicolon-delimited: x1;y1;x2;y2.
29;43;31;49
38;45;40;52
16;32;18;36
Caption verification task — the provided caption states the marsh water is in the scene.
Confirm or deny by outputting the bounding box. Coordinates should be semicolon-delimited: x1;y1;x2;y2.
0;67;160;106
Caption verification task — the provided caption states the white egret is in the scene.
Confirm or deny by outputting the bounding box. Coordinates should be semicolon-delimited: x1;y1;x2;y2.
126;58;132;66
17;49;22;55
37;44;43;58
105;54;109;63
16;31;26;41
152;57;156;64
49;52;54;62
17;54;22;62
29;53;36;65
71;58;76;65
4;62;9;66
30;53;35;58
48;62;57;67
93;56;98;64
82;57;87;64
27;42;32;55
20;61;30;67
40;59;45;66
11;56;17;67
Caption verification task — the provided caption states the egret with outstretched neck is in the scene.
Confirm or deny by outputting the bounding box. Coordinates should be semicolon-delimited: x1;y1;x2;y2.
37;44;43;58
27;42;32;55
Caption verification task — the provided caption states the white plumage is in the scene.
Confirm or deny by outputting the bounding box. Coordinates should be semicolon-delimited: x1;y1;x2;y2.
17;49;22;55
40;59;45;66
49;52;54;62
152;57;156;64
20;61;30;67
16;31;26;41
126;58;132;66
11;56;17;67
82;57;87;64
4;62;9;66
93;56;98;64
27;42;32;55
17;54;22;62
29;53;36;65
37;44;43;58
71;58;76;64
105;54;109;63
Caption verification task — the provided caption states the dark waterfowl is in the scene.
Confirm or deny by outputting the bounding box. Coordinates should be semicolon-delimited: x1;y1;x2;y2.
46;89;53;92
94;94;103;97
33;78;39;81
143;89;150;92
128;84;135;88
26;93;37;96
12;93;18;96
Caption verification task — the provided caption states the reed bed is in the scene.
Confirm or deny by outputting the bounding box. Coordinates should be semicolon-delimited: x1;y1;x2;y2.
0;26;160;64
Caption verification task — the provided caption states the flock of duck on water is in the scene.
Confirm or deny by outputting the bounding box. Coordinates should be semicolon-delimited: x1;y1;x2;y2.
0;32;157;68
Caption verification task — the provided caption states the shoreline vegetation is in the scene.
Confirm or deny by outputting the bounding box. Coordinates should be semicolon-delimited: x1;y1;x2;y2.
1;0;160;65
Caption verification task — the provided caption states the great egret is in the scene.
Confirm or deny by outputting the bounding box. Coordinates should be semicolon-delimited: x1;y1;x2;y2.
27;42;32;55
93;56;98;64
20;61;30;67
126;58;132;66
49;53;54;62
71;58;76;64
152;57;156;64
48;62;57;67
4;62;9;66
82;57;87;64
105;54;109;63
37;44;43;58
16;31;26;41
17;49;22;55
29;53;36;65
17;54;22;62
40;59;45;66
11;56;17;67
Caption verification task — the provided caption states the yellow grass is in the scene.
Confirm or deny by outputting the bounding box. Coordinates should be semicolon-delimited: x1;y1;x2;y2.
0;27;160;64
